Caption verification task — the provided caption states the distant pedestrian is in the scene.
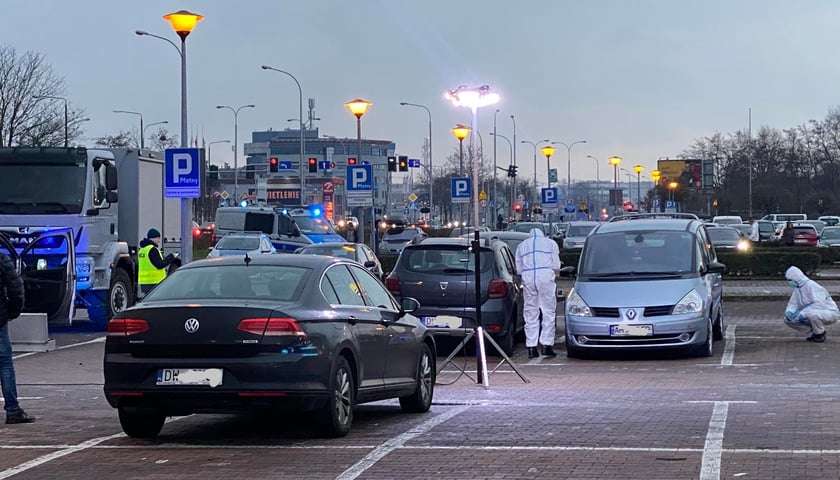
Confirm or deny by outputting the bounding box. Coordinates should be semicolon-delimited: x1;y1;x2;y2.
784;266;840;343
138;228;176;297
515;228;563;358
0;251;35;424
345;222;357;243
781;221;795;246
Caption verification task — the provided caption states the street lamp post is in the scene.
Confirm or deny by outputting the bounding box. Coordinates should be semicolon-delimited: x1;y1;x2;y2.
344;98;373;250
521;139;550;219
216;104;255;201
608;156;622;212
586;155;602;214
634;165;643;212
511;115;517;209
260;65;305;203
400;102;433;221
651;170;661;212
451;124;471;225
137;8;204;263
489;132;513;218
34;95;68;147
113;110;143;148
142;120;169;147
551;140;587;200
493;109;499;219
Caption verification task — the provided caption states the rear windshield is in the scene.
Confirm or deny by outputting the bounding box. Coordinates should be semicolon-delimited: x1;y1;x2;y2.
567;224;597;237
216;236;260;251
383;228;421;241
822;229;840;239
758;222;775;232
514;223;545;233
400;247;493;274
793;227;816;235
144;265;308;301
821;218;840;226
581;231;697;275
707;228;740;242
300;245;356;259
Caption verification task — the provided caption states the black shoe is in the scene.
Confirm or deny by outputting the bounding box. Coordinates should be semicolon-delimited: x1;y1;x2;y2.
6;409;35;424
812;333;826;343
541;346;557;358
527;347;540;359
806;334;816;342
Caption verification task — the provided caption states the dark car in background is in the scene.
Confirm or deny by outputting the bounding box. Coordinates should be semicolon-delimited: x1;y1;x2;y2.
705;226;751;252
104;255;436;439
384;237;523;355
819;226;840;247
790;224;819;246
296;242;384;278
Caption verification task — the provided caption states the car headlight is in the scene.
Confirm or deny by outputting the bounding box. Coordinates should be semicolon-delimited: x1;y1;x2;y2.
736;240;750;251
673;289;703;314
566;291;592;317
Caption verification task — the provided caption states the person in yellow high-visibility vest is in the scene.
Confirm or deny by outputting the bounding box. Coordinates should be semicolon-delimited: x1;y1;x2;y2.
138;229;175;296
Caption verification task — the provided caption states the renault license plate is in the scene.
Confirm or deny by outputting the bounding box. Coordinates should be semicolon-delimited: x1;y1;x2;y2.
156;368;223;387
610;324;653;336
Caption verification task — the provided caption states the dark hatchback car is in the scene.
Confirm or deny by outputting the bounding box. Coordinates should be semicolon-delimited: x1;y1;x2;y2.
384;237;523;355
104;255;436;438
296;241;384;278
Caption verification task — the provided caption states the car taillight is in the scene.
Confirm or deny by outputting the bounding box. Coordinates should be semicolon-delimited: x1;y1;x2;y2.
193;228;201;238
107;318;149;336
487;279;508;299
385;275;401;295
237;317;306;336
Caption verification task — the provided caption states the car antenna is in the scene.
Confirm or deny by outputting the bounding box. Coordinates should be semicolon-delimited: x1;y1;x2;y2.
244;252;252;266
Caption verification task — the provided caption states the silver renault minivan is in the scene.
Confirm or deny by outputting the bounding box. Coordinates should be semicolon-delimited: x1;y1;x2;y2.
562;218;726;358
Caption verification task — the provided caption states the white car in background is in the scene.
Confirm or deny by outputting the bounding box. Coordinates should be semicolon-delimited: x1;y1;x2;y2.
207;232;276;258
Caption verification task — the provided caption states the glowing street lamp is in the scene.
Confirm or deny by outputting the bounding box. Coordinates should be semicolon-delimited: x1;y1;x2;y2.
344;98;374;251
451;124;471;176
608;156;621;209
541;145;556;188
633;164;643;212
445;85;499;230
668;181;679;203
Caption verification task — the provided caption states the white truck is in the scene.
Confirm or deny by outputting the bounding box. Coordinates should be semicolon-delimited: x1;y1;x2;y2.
0;147;182;329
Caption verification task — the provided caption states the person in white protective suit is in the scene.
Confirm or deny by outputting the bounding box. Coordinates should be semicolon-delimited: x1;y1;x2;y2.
515;228;563;358
784;266;840;343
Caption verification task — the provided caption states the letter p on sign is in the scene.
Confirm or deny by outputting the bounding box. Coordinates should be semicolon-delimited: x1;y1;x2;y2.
351;168;367;189
173;153;193;184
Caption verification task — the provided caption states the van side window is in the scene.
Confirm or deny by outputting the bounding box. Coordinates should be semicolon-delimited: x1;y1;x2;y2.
244;213;274;235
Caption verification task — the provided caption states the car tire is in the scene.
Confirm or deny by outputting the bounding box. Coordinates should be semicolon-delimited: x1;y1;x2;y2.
399;343;435;413
565;332;584;359
712;307;725;341
118;407;165;439
692;317;714;357
318;356;354;437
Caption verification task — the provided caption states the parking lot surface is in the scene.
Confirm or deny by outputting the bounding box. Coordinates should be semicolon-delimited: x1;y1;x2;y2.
2;300;839;480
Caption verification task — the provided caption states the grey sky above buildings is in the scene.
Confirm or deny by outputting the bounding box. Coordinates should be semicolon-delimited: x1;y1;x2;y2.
5;0;840;185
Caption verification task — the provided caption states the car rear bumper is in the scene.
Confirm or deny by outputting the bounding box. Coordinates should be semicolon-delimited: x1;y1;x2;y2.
414;300;510;335
103;352;331;413
565;313;707;350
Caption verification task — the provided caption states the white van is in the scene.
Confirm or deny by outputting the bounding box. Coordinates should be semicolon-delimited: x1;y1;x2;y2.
215;206;345;252
761;213;807;223
712;215;743;226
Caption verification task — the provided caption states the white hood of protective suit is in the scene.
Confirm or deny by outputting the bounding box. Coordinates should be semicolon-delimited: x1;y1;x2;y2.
515;227;561;284
785;266;840;323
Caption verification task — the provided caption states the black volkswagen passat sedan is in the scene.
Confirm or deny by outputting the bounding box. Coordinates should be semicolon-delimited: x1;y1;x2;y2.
104;254;435;438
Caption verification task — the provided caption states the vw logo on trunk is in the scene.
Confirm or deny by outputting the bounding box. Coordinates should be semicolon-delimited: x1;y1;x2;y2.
439;282;448;290
625;309;637;321
184;318;200;333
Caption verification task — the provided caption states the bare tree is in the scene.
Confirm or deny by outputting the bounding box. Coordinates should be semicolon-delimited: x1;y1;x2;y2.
147;126;178;151
0;45;86;146
94;129;138;148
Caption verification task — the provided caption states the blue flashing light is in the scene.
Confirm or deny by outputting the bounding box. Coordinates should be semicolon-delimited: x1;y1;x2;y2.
240;200;249;208
308;204;324;217
312;208;322;217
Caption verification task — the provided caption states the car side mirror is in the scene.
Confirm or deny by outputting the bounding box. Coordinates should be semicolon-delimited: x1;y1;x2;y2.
105;165;119;191
400;297;420;315
106;191;118;204
364;260;376;268
705;261;726;275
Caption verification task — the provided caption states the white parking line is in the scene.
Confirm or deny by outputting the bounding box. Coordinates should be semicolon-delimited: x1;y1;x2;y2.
335;406;468;480
699;401;727;480
0;432;124;479
721;325;736;366
13;336;105;360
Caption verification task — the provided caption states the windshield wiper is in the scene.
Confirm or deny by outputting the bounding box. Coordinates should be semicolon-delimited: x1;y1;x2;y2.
33;202;69;213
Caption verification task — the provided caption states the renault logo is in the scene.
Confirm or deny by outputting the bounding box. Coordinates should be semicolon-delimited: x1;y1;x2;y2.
625;309;637;321
184;318;200;334
439;282;448;290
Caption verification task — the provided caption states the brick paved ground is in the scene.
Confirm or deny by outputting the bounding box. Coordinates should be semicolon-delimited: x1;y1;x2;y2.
3;301;840;480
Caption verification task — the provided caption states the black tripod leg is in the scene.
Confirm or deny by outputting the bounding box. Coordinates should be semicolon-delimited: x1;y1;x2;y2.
436;330;476;382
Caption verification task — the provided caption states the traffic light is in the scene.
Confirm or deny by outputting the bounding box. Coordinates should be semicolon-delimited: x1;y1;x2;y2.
507;165;518;178
269;157;278;172
347;157;357;165
387;156;397;172
208;164;218;180
398;155;409;172
514;204;522;213
308;157;317;173
329;162;335;170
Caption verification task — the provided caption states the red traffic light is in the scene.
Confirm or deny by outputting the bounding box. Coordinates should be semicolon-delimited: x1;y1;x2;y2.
514;204;521;212
269;157;279;172
347;157;357;165
308;157;317;173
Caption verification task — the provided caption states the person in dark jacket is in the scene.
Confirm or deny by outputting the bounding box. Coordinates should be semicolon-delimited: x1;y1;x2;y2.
137;229;175;296
0;251;35;424
781;221;795;246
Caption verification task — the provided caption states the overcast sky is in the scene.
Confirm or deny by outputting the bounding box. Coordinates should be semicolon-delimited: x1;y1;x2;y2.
4;0;840;185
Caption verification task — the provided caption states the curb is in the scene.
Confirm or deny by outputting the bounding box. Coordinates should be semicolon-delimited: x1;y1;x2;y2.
723;295;788;302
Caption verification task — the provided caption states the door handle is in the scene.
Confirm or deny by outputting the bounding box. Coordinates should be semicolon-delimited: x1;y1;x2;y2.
347;315;358;325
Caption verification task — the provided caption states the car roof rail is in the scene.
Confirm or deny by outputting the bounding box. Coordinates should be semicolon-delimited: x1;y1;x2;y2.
608;212;700;222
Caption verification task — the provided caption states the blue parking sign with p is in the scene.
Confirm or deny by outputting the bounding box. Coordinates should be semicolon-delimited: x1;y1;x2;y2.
164;148;201;198
346;165;372;190
541;187;559;204
451;177;471;203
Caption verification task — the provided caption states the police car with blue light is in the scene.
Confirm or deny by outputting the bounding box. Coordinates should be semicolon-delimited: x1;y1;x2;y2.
214;204;345;252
